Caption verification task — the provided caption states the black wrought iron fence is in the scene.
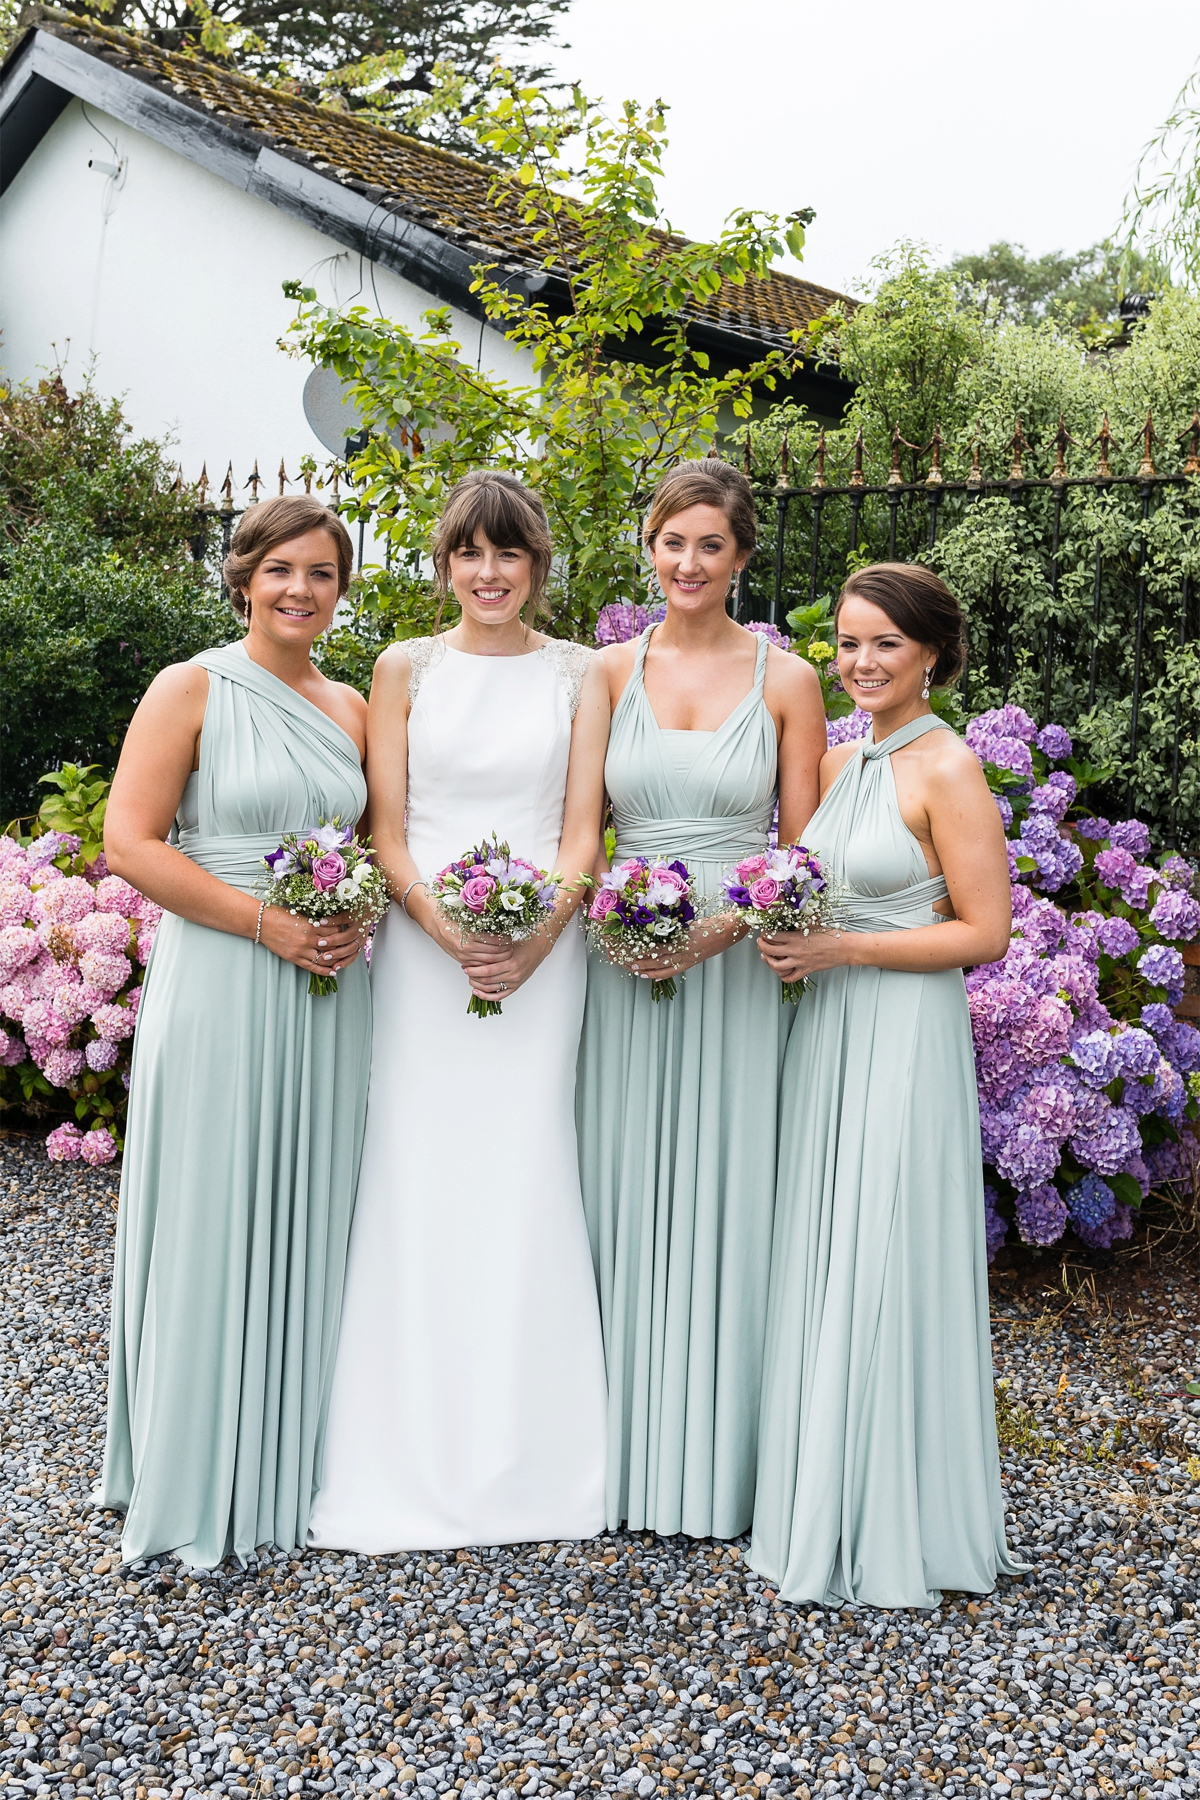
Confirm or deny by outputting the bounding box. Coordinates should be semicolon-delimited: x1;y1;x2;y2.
732;413;1200;849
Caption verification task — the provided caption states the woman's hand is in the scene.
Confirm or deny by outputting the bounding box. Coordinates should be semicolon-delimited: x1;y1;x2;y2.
759;926;851;983
461;931;554;1004
259;907;362;977
627;913;748;981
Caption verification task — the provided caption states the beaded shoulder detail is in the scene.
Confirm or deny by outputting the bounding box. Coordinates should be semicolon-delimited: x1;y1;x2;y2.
405;636;445;705
536;639;593;720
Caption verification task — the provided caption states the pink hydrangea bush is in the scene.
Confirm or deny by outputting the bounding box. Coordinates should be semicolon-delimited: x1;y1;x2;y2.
0;830;161;1162
963;707;1200;1257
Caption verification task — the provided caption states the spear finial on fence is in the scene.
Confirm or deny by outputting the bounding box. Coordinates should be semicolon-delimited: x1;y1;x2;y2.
849;426;865;490
1137;409;1157;480
776;432;790;491
811;426;827;492
220;463;234;509
247;460;262;503
300;454;316;495
887;424;919;487
1050;415;1076;484
924;424;944;488
1094;413;1115;479
1183;410;1200;477
1008;417;1030;483
278;459;290;496
708;435;721;462
330;461;341;501
195;462;208;506
967;426;983;488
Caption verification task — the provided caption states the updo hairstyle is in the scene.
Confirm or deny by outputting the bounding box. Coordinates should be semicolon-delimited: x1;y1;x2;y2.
643;458;758;559
836;562;966;687
431;471;554;622
223;495;354;622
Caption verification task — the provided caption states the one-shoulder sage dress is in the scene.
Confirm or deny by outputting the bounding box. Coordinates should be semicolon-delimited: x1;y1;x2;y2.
577;625;792;1539
101;642;372;1569
750;714;1024;1607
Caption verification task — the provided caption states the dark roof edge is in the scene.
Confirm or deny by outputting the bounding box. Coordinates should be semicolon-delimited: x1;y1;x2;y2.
0;24;492;318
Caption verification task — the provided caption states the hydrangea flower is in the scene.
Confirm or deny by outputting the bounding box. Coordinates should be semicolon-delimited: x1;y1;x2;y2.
745;621;792;650
994;794;1013;829
41;1046;85;1087
1112;1027;1159;1080
1149;888;1200;941
1014;1184;1068;1245
85;1038;121;1073
1094;915;1141;958
79;1127;117;1166
983;1186;1008;1261
1075;817;1111;841
826;709;872;748
45;1122;83;1162
1073;1203;1134;1251
1157;854;1195;890
1108;820;1152;858
1066;1174;1115;1230
1036;724;1073;760
1138;943;1185;1005
1028;783;1071;824
1010;811;1083;893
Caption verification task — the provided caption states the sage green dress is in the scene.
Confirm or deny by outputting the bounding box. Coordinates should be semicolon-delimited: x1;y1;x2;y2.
577;626;791;1538
101;642;372;1569
750;714;1024;1607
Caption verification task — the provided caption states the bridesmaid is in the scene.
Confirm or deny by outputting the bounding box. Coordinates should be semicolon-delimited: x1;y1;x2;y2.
751;562;1026;1608
100;495;372;1568
578;458;827;1539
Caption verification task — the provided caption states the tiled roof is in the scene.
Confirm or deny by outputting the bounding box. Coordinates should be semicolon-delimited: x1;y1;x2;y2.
24;7;853;348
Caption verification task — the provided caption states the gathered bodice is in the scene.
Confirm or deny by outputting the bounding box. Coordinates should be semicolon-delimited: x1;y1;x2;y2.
805;713;952;932
174;642;366;893
604;626;777;878
403;636;591;878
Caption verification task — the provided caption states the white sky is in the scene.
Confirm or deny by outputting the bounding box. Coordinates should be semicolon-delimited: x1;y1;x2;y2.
546;0;1197;298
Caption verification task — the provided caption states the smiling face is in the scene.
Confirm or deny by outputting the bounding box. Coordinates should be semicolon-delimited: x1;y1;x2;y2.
448;531;533;628
835;593;937;717
650;503;744;618
241;528;343;649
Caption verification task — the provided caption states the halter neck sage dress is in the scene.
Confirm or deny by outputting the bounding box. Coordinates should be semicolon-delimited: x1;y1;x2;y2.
750;714;1025;1608
101;641;372;1569
577;625;792;1538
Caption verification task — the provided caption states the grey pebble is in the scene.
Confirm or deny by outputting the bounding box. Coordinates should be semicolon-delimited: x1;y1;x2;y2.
1;1137;1199;1800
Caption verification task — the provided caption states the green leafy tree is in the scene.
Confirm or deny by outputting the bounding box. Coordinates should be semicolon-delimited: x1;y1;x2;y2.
1123;59;1200;289
946;239;1170;339
0;373;236;821
285;75;813;658
55;0;571;149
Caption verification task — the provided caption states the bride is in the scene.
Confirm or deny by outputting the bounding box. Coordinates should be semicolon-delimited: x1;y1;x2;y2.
309;471;609;1551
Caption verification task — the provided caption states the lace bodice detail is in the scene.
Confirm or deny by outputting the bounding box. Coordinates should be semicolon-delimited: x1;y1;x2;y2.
405;635;592;718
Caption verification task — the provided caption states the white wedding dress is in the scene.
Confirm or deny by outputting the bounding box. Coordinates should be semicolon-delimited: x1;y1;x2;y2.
309;637;608;1552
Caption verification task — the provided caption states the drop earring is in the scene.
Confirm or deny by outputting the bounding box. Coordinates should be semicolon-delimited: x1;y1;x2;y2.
921;666;933;700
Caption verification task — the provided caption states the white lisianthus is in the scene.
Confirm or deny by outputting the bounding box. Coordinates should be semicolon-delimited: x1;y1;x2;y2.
500;890;526;913
334;878;357;903
652;919;675;937
441;893;466;908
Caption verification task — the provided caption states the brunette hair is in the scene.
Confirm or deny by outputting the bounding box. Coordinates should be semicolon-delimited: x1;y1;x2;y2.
223;496;354;621
643;458;758;559
430;471;554;623
836;561;966;687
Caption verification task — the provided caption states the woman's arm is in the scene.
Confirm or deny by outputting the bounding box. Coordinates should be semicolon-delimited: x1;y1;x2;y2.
104;665;360;972
760;736;1012;980
770;650;828;846
457;656;610;1002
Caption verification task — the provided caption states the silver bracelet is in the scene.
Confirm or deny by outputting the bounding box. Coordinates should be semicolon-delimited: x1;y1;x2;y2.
400;879;426;916
254;901;266;945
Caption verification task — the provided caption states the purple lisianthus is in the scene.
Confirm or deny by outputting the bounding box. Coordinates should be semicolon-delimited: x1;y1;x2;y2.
1138;942;1185;1004
264;845;297;877
1149;887;1200;941
1075;816;1110;841
1036;723;1073;760
1014;1183;1068;1246
1094;915;1141;959
1066;1173;1115;1230
1108;819;1152;858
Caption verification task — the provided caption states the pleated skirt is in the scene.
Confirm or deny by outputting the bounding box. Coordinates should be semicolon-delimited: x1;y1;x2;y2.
577;920;793;1539
100;911;371;1568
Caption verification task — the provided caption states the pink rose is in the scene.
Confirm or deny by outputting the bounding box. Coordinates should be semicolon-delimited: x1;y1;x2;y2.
749;876;782;908
589;887;621;920
737;855;769;879
461;875;497;914
649;868;687;895
311;852;347;892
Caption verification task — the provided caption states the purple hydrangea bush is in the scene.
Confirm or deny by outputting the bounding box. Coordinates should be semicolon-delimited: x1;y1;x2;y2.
0;831;161;1163
964;706;1200;1258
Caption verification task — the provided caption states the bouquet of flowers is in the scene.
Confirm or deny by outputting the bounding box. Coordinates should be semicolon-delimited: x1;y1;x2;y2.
428;835;560;1018
720;844;842;1004
584;856;699;1001
259;820;389;996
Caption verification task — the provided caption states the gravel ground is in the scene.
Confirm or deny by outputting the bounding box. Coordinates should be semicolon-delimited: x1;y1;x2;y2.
2;1136;1200;1800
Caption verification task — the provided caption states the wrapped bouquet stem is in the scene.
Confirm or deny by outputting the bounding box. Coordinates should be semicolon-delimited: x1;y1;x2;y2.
259;820;389;996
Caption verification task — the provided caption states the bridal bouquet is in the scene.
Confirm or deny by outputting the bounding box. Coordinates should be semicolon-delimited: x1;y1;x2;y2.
720;844;843;1004
259;820;389;996
584;856;699;1001
429;836;560;1018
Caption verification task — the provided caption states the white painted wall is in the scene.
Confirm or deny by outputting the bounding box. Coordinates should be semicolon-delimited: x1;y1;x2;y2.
0;97;535;505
